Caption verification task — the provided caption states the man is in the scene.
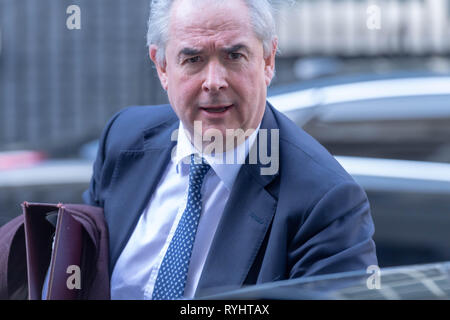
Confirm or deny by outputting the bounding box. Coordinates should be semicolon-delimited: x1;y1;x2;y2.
83;0;377;300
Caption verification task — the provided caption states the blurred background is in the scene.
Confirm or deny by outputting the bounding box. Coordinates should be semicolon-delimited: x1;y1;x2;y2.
0;0;449;269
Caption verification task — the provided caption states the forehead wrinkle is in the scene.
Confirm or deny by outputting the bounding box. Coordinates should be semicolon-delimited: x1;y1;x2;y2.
174;17;250;38
174;27;250;54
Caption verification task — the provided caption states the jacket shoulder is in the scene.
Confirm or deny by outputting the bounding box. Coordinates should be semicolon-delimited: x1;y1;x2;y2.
103;104;178;150
109;104;177;134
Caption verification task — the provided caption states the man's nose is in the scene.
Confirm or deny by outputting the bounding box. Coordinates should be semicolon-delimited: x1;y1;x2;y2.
202;60;228;92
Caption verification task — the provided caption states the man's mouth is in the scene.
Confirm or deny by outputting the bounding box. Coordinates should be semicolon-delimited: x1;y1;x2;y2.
200;104;234;113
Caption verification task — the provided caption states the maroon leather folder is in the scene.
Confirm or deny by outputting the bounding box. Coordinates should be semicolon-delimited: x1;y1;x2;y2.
22;202;103;300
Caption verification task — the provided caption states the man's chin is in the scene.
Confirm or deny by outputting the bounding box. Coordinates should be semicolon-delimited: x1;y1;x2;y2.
188;122;255;151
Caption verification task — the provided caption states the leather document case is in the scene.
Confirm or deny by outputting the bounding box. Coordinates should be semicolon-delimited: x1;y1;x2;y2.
21;202;109;300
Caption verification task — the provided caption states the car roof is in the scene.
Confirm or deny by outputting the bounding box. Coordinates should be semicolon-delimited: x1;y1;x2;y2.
268;72;450;115
336;156;450;193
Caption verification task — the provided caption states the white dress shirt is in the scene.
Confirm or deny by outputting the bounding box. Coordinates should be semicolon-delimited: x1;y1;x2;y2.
110;121;260;299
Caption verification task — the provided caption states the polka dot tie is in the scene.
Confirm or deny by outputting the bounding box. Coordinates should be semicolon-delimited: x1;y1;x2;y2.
152;154;211;300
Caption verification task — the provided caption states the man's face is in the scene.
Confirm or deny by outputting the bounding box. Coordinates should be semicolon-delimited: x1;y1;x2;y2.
150;0;277;140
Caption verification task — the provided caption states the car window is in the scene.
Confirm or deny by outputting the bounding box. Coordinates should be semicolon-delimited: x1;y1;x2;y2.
299;96;450;163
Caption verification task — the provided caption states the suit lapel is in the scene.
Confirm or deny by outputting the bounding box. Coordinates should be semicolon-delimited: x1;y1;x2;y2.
107;118;179;271
196;103;280;295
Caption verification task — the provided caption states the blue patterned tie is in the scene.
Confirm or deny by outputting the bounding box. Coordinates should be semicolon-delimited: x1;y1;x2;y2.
152;154;211;300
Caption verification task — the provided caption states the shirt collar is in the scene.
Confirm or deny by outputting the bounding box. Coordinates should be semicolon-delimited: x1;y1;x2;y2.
173;120;260;191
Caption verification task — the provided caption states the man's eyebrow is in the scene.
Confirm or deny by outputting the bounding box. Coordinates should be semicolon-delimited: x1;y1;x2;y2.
177;44;249;59
178;48;203;57
222;44;249;53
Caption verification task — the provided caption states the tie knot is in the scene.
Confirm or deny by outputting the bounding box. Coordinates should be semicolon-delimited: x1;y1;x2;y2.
189;154;210;184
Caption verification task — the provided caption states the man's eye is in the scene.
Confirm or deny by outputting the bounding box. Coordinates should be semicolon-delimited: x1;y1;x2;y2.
228;52;243;60
186;56;201;64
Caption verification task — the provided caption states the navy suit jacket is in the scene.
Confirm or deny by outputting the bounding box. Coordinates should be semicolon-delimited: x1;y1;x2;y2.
83;102;377;297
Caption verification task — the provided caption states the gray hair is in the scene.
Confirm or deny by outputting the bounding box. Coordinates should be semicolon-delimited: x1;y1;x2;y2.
147;0;277;65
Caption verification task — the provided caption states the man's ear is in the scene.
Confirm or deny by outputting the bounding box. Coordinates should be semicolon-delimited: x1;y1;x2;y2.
149;45;169;91
264;37;278;86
